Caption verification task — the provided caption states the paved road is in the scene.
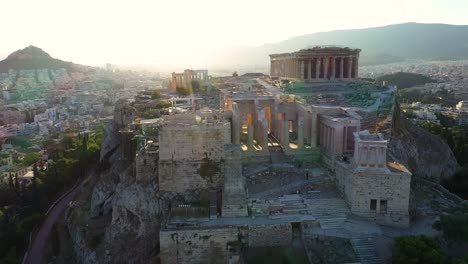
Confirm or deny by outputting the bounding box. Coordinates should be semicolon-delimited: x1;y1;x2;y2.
23;185;81;264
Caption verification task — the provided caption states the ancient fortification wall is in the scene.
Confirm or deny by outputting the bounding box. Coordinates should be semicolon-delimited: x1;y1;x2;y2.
160;223;293;263
158;122;230;192
159;227;240;264
247;223;292;247
135;150;158;183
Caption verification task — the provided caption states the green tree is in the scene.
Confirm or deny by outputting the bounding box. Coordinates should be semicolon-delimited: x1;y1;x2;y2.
190;80;200;91
8;174;13;189
154;102;171;109
176;86;192;96
393;235;446;264
21;152;41;166
151;89;162;99
433;205;468;241
8;136;32;149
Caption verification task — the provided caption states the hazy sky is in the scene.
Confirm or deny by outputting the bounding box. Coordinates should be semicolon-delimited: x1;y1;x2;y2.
1;0;467;66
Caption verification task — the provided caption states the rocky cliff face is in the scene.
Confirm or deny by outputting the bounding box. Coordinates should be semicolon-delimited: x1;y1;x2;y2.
66;100;175;263
388;103;460;181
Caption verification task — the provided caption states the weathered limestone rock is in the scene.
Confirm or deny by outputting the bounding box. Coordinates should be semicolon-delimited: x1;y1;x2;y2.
389;109;459;181
66;210;98;264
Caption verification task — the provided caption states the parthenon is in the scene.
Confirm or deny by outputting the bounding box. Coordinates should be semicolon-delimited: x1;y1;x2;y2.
270;46;361;81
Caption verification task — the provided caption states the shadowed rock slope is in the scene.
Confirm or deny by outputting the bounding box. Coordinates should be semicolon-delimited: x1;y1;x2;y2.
388;102;459;181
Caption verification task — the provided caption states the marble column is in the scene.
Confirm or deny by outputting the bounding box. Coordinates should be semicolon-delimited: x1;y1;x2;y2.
261;119;268;150
307;60;312;80
311;113;318;147
331;57;336;80
334;125;344;155
348;56;353;79
299;60;307;80
315;58;320;80
323;57;329;80
298;116;304;149
283;120;289;149
247;125;254;149
354;57;359;78
340;57;344;79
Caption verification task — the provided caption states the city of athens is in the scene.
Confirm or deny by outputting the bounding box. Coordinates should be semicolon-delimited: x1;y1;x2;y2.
1;1;468;264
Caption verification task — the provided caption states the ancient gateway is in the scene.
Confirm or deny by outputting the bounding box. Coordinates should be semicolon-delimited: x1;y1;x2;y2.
270;46;361;81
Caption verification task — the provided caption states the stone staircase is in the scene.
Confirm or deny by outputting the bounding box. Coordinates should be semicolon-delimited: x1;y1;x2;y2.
250;195;349;231
351;237;381;264
279;194;307;214
304;198;348;229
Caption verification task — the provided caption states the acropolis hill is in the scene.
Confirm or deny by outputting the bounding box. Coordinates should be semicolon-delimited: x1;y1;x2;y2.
64;46;462;264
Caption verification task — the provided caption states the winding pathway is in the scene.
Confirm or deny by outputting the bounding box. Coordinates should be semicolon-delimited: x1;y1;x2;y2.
23;185;81;264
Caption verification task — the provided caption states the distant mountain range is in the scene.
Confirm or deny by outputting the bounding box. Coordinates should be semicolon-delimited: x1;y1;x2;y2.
214;23;468;66
0;46;80;73
3;23;468;71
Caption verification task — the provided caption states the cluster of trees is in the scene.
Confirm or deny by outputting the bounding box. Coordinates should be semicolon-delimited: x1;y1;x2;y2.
399;88;457;106
151;90;162;99
8;136;33;149
433;206;468;242
393;235;466;264
0;125;104;263
376;72;435;89
442;167;468;200
176;81;209;96
419;120;468;166
141;102;172;119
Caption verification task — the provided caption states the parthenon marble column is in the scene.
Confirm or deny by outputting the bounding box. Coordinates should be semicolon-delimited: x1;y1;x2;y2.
340;57;344;79
307;60;312;80
323;57;329;80
300;60;305;80
315;58;320;80
348;56;353;79
330;57;336;80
